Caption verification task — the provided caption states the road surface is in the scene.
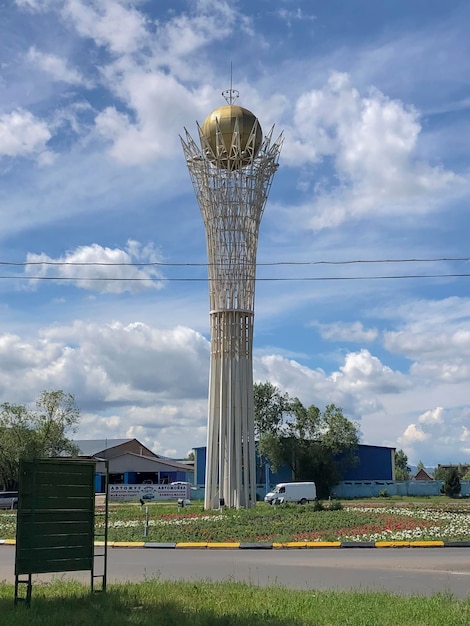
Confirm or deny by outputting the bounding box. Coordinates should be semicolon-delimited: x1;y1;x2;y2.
1;546;470;597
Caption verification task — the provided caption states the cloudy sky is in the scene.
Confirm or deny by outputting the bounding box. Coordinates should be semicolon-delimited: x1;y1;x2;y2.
1;0;469;466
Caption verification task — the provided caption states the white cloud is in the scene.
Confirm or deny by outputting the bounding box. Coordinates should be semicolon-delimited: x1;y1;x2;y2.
332;349;410;395
313;321;378;343
460;427;470;443
398;406;470;465
255;348;409;420
418;407;444;424
0;320;211;455
154;2;237;62
25;240;165;294
93;70;197;164
14;0;47;9
61;0;149;55
384;297;470;357
277;8;316;26
282;72;465;229
400;423;429;443
383;297;470;386
26;47;91;87
411;360;470;385
0;320;209;405
0;317;467;460
0;109;52;160
91;1;251;164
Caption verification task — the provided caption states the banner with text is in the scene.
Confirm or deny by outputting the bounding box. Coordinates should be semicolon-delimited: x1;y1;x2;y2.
109;484;190;502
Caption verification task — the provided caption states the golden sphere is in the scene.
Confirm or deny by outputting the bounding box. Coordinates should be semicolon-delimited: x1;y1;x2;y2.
200;105;263;169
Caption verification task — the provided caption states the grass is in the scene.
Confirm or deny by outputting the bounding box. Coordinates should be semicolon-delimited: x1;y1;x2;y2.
1;579;470;625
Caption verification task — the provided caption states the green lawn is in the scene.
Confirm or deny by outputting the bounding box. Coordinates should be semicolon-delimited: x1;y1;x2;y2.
1;579;470;626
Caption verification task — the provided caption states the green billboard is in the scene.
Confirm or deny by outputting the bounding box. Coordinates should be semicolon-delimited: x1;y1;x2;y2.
14;458;100;605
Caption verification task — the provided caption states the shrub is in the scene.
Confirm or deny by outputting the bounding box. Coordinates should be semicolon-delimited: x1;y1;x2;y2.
442;468;461;498
328;500;343;511
313;499;324;512
379;489;389;498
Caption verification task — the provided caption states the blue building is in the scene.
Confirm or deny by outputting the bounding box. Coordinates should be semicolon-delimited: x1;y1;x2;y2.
341;444;395;481
75;438;194;492
194;443;395;490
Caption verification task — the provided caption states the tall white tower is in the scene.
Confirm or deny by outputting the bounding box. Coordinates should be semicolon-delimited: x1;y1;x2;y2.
181;90;282;509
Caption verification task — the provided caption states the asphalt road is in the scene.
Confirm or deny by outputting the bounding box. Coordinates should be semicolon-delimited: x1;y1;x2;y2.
1;546;470;598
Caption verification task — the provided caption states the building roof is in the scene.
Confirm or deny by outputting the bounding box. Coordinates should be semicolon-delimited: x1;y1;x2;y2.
121;452;191;472
74;438;161;460
73;439;133;457
413;468;434;480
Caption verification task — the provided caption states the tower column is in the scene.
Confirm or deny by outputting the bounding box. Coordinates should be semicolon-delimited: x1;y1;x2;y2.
181;95;282;509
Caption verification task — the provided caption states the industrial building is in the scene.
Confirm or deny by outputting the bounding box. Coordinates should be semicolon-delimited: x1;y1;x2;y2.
74;438;194;492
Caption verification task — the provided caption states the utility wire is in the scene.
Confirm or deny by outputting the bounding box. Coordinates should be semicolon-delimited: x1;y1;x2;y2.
1;256;467;283
4;273;470;282
0;257;468;268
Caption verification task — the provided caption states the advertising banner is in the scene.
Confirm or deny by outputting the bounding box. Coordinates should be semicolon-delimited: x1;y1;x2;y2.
109;484;190;502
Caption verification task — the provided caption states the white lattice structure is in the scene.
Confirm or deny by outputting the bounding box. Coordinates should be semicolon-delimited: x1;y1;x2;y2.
181;96;282;509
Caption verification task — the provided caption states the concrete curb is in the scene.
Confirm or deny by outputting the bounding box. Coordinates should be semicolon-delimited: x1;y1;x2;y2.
0;539;466;549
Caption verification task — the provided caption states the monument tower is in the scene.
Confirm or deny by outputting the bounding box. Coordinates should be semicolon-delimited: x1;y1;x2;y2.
181;88;282;509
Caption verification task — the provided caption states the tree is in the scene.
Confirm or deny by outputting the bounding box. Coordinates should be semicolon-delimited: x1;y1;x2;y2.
416;460;425;471
433;465;448;480
254;382;291;437
254;383;360;499
394;449;410;480
254;382;292;483
442;467;461;498
0;390;79;490
0;404;38;490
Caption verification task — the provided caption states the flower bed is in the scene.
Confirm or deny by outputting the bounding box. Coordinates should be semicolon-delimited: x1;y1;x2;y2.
2;501;470;543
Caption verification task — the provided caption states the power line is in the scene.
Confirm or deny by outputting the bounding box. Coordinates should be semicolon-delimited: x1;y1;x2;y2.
0;256;469;268
4;273;470;282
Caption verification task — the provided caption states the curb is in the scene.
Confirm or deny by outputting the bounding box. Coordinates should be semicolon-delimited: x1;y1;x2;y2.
0;540;466;549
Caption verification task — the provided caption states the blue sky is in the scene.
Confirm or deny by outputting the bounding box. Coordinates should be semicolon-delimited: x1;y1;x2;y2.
1;0;469;465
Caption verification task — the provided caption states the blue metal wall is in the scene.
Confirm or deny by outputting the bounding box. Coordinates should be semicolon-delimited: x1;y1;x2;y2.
194;443;394;486
341;445;394;480
194;446;292;485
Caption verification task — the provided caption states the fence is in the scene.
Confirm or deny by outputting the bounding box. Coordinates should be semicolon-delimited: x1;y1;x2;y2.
191;480;470;502
333;480;470;499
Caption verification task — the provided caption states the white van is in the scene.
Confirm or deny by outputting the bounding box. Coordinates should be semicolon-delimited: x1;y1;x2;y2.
264;482;316;505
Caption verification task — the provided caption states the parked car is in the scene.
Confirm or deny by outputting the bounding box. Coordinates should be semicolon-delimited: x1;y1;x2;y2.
0;491;18;510
264;482;316;505
142;493;155;500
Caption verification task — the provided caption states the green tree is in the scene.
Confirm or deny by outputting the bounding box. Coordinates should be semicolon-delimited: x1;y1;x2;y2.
442;467;461;498
254;382;292;483
254;383;360;498
0;390;79;490
0;403;38;490
433;465;448;480
416;460;425;471
254;382;291;437
394;449;410;480
288;402;360;498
